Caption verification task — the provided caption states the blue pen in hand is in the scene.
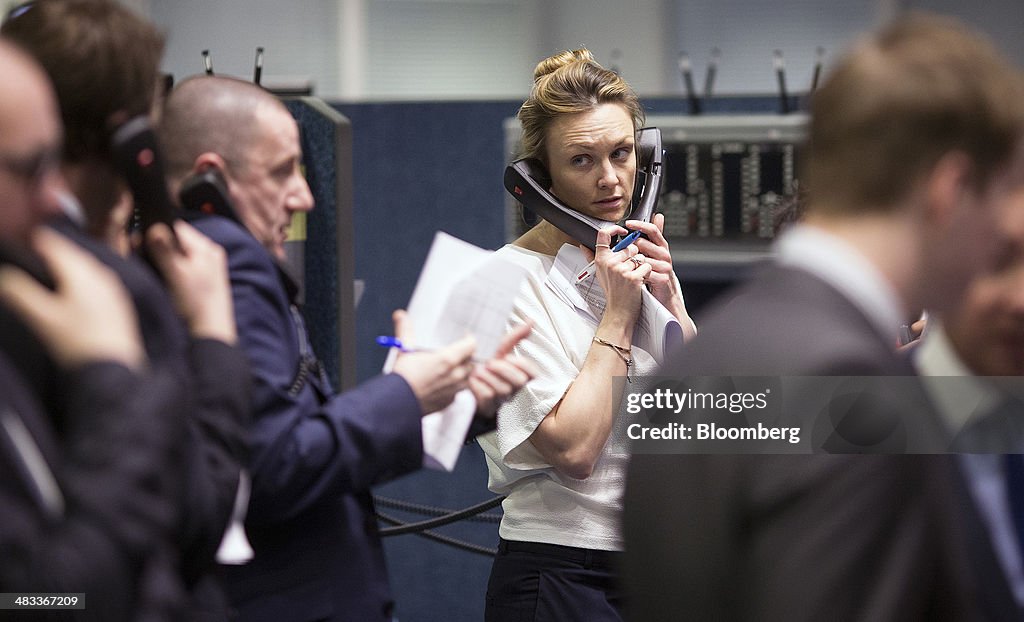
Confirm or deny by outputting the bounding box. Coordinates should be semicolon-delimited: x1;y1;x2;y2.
576;230;646;282
375;336;424;353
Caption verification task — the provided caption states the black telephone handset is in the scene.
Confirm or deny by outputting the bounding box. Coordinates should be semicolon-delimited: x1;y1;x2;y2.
178;169;239;222
110;115;180;242
504;126;663;250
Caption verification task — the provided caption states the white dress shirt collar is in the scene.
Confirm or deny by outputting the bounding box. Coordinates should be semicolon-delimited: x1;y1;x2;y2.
915;321;1003;437
774;224;906;343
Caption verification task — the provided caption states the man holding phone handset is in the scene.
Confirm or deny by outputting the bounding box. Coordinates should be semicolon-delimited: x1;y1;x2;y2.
2;2;254;617
478;48;696;621
157;75;536;622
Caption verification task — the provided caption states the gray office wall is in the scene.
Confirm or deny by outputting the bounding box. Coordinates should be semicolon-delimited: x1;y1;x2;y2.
130;0;1024;101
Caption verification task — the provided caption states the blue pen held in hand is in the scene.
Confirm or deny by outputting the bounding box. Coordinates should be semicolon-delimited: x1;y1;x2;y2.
576;229;646;282
375;336;422;353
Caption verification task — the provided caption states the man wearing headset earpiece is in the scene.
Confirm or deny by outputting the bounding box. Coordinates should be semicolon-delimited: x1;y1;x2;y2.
157;75;536;622
0;36;227;622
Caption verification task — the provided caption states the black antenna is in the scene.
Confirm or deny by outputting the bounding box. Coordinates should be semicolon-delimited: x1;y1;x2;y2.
678;52;701;115
202;49;214;76
253;47;264;85
703;47;720;98
810;46;825;93
773;49;789;114
161;73;174;98
609;48;622;75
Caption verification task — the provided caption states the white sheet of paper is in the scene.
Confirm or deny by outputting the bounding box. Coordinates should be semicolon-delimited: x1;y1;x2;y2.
384;232;528;471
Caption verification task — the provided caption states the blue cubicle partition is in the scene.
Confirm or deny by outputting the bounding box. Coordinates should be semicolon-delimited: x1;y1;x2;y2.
283;98;356;391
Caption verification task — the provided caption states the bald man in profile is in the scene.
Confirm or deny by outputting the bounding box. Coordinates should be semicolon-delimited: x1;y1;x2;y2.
159;76;534;622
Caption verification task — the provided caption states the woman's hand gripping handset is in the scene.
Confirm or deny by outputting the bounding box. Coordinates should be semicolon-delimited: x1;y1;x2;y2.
625;214;697;339
588;224;649;335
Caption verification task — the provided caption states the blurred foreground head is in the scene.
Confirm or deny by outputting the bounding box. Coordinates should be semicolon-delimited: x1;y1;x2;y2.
2;0;164;236
0;38;63;244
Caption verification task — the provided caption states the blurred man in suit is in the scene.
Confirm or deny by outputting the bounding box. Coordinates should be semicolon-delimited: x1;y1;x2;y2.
625;13;1024;622
0;37;182;622
913;204;1024;618
3;3;252;618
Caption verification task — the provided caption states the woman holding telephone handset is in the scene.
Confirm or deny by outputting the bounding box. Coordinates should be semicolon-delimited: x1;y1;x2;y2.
478;49;696;621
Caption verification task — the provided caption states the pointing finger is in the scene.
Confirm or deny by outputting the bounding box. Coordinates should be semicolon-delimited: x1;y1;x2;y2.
494;321;532;358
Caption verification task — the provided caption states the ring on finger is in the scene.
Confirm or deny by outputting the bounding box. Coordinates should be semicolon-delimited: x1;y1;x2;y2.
630;257;643;269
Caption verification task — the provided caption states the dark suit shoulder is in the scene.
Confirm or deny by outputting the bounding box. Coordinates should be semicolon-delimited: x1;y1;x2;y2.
669;265;899;377
189;214;299;306
48;219;188;369
189;215;272;272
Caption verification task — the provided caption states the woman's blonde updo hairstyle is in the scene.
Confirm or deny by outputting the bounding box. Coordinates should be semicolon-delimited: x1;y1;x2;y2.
517;48;644;164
